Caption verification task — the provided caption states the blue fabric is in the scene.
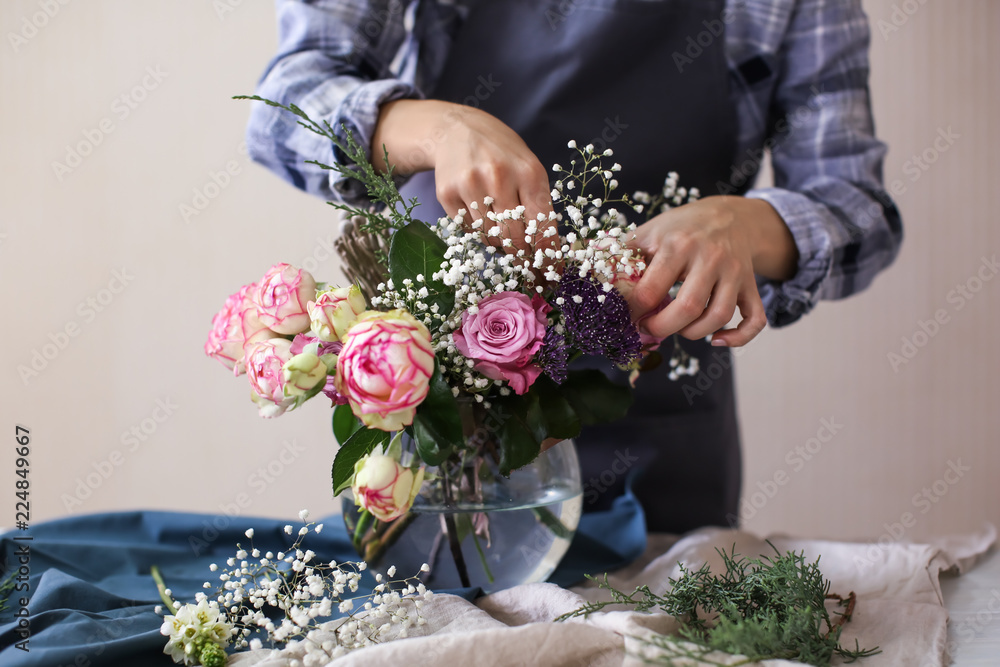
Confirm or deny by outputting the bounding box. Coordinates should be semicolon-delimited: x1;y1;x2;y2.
0;494;645;666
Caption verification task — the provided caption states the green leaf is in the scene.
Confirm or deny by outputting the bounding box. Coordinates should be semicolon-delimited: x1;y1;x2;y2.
560;369;633;426
526;375;582;440
331;428;390;495
493;395;541;475
412;362;464;466
332;403;362;446
388;220;454;326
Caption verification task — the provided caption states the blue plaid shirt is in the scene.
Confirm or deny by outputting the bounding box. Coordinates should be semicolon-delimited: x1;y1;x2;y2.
246;0;903;327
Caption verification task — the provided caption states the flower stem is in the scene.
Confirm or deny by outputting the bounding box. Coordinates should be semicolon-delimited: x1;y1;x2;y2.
361;512;418;565
443;513;471;588
440;469;471;588
150;565;176;611
470;530;494;584
353;509;373;550
532;506;573;540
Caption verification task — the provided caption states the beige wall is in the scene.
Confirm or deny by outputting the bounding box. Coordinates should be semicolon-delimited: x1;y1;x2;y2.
3;1;997;542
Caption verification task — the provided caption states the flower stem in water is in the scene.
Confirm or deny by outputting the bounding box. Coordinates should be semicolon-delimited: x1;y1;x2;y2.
471;530;495;584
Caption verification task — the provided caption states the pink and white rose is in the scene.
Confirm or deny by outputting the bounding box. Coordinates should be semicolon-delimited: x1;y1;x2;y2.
252;263;317;335
308;285;367;342
351;453;425;522
452;291;548;395
204;282;258;374
245;339;295;418
335;310;435;431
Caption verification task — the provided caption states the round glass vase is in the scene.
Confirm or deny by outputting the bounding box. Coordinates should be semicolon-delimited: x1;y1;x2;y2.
341;438;582;593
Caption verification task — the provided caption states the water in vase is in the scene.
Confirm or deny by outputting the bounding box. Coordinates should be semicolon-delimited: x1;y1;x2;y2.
357;485;583;593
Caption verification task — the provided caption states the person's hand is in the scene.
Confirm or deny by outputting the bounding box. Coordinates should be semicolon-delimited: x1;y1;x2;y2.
625;196;799;347
372;99;554;250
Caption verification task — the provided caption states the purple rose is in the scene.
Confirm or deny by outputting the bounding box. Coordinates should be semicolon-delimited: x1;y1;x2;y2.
453;292;549;395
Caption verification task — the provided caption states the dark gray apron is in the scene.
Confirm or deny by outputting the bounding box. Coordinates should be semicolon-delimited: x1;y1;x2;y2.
402;0;745;533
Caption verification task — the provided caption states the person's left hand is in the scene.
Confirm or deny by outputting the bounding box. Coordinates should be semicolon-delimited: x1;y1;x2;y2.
624;196;798;347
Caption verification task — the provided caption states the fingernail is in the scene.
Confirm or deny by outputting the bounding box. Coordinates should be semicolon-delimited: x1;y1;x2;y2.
711;337;728;347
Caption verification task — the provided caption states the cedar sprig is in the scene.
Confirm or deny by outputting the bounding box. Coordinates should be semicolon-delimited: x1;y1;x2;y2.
557;543;880;666
233;95;420;246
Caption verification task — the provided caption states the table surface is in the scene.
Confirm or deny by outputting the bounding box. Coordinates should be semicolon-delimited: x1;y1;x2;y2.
941;548;1000;666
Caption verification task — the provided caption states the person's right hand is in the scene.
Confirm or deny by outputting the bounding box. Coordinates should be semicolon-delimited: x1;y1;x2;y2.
372;99;554;250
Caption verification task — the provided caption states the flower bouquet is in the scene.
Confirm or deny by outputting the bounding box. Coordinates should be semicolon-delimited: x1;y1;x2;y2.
205;98;699;590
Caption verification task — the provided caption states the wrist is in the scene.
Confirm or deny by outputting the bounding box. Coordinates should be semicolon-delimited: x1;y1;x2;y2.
372;99;456;174
726;196;799;281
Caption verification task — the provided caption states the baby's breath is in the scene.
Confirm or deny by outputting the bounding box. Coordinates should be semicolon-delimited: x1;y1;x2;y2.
158;511;429;666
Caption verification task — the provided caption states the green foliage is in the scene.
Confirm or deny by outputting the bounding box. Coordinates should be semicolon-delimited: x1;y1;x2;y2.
559;369;633;426
233;95;418;239
557;544;880;667
525;375;582;441
331;428;391;495
332;403;362;447
412;363;463;466
387;220;455;329
492;393;543;475
0;567;16;616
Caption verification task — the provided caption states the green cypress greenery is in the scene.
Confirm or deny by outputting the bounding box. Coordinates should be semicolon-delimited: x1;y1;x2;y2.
558;543;880;666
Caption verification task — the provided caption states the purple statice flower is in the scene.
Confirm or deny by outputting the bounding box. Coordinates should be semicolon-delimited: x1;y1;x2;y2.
538;324;569;384
558;276;642;367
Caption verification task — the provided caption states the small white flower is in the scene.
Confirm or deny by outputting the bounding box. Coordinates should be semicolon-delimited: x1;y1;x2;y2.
245;528;254;539
567;140;577;148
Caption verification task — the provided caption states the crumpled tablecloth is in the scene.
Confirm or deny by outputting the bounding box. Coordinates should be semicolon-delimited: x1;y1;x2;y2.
233;524;997;667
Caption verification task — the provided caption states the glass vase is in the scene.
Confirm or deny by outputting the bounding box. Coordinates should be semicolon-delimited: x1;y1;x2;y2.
341;434;582;593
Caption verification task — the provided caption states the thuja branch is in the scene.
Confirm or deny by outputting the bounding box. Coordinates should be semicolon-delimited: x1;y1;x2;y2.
233;95;420;236
556;544;880;667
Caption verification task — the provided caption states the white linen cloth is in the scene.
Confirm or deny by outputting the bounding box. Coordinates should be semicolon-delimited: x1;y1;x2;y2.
231;525;996;667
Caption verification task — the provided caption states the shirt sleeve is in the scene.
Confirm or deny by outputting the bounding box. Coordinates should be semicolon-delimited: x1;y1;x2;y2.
745;0;903;327
245;0;423;205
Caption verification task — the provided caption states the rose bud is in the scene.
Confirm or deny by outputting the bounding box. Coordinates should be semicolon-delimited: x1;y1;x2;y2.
351;453;425;522
307;284;367;342
282;352;329;399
